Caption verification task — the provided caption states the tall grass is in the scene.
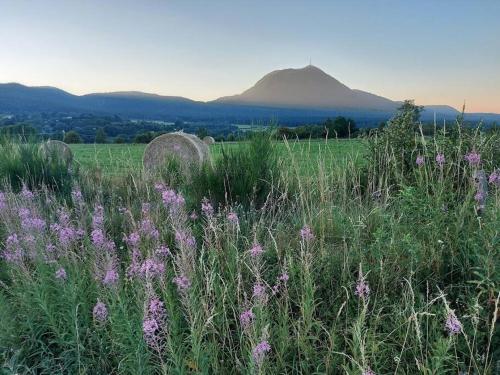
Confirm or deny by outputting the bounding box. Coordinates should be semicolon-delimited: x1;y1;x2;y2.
0;122;498;374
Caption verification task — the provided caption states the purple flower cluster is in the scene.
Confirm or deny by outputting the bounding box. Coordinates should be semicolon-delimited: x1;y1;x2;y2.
160;188;185;209
20;184;34;200
102;266;119;286
489;169;500;186
253;282;267;303
2;234;23;264
155;245;171;258
464;151;481;166
173;274;191;292
445;312;462;335
175;230;196;249
139;258;165;279
252;340;271;366
19;208;46;232
249;242;264;257
227;211;239;226
201;198;214;217
93;300;108;322
362;368;376;375
415;155;425;167
71;189;84;205
300;225;314;242
143;296;167;347
55;267;67;281
239;309;255;329
355;275;370;300
272;272;289;295
435;153;445;167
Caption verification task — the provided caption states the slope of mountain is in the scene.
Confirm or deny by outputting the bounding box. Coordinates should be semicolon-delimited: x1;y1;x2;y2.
215;65;398;111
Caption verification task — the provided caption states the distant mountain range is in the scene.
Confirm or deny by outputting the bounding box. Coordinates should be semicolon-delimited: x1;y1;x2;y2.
1;66;499;125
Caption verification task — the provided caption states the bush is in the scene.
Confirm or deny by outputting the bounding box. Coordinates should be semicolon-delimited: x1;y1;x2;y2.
0;138;74;197
187;132;281;209
63;130;82;144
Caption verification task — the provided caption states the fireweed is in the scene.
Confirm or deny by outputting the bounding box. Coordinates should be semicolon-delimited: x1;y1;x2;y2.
0;127;498;374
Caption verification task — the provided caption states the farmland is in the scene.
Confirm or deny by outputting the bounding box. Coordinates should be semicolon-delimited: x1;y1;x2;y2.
69;139;366;176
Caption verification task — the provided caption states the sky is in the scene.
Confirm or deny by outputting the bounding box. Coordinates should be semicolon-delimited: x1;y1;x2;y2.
1;0;499;113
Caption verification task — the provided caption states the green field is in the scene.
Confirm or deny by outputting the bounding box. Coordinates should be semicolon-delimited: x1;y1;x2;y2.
70;139;366;176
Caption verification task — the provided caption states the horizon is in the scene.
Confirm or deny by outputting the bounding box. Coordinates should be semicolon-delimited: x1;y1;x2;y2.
1;1;499;113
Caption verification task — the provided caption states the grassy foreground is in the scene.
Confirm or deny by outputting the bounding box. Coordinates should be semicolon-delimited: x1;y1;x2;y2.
0;116;499;374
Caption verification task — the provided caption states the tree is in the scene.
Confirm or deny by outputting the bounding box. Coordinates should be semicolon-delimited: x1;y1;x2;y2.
324;117;358;138
114;135;127;144
63;130;82;144
95;128;107;143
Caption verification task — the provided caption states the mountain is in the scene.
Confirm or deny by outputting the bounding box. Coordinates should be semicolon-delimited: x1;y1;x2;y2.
215;65;398;111
1;67;498;125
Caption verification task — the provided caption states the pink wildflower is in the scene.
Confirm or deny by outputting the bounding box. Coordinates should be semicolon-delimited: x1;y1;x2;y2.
300;225;314;242
55;267;67;281
435;153;445;167
252;340;271;366
249;242;264;257
93;300;108;322
445;312;462;335
464;151;481;166
239;309;255;329
416;155;425;166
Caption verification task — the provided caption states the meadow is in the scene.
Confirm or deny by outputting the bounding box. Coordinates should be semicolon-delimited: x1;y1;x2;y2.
0;105;498;374
69;139;365;176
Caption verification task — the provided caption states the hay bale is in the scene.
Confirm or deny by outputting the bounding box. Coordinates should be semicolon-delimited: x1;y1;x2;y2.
183;133;210;162
40;140;73;165
143;132;210;173
203;136;215;145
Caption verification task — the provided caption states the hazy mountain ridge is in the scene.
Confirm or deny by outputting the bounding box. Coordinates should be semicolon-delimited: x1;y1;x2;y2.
1;66;498;124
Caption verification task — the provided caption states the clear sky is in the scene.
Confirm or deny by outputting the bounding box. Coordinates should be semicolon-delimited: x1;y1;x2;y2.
1;0;499;112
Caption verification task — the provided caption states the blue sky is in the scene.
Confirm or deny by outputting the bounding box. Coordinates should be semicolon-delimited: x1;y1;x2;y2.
1;0;499;112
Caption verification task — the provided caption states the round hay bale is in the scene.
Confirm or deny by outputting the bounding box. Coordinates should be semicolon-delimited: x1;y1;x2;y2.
143;132;210;173
40;140;73;165
203;136;215;145
183;132;210;162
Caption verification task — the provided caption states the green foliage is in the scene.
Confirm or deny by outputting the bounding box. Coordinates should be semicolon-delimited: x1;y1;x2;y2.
0;138;74;196
94;127;107;144
63;130;82;144
188;131;282;208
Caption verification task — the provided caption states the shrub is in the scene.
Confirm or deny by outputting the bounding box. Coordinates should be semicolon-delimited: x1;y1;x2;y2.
0;138;74;197
63;130;82;144
187;131;281;209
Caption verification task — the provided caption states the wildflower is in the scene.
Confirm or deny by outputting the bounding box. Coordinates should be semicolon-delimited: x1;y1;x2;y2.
143;318;159;339
173;274;191;291
253;282;267;303
489;170;499;186
445;312;462;335
189;211;198;220
55;267;67;281
103;267;119;286
201;198;214;217
91;229;106;248
140;258;165;279
20;184;34;199
71;189;84;204
58;227;78;247
92;205;105;229
464;151;481;166
2;234;22;263
362;368;376;375
127;248;142;278
435;153;445;167
300;225;314;242
474;191;485;203
252;340;271;366
227;211;239;226
124;232;141;248
355;274;370;300
155;245;171;258
175;230;196;249
249;242;264;257
278;272;289;283
415;155;425;166
93;300;108;322
240;309;255;329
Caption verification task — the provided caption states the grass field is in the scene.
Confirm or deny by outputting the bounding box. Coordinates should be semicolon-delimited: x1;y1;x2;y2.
70;139;366;176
